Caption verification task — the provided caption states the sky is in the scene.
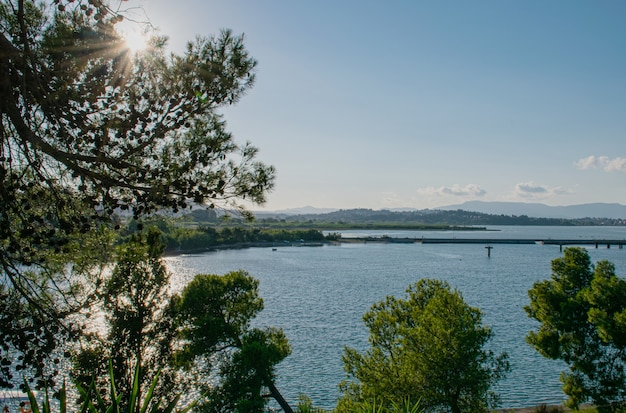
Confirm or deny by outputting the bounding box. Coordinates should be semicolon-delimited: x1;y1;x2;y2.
123;1;625;211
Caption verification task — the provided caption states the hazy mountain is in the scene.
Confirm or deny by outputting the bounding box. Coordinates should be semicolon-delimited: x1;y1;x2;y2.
437;201;626;219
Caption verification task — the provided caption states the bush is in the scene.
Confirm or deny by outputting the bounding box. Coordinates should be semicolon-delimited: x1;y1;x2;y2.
22;362;196;413
533;404;564;413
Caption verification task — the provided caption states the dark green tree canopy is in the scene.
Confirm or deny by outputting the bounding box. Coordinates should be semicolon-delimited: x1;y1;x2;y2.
176;270;292;413
339;278;509;413
526;247;626;412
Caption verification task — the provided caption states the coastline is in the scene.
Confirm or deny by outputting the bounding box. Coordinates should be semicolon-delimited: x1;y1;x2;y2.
163;240;329;256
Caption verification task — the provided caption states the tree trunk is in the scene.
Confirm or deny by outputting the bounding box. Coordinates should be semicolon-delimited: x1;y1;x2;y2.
267;381;293;413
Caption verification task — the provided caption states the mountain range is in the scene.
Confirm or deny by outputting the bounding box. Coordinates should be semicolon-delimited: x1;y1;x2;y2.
260;202;626;220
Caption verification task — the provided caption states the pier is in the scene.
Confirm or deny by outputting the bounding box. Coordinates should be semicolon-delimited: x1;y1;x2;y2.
348;237;625;251
417;238;625;252
419;238;624;248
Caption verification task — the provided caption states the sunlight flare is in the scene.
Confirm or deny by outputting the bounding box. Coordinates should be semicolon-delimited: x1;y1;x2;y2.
122;28;148;53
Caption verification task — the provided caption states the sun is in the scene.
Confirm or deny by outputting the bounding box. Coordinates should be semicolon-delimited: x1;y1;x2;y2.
122;29;148;53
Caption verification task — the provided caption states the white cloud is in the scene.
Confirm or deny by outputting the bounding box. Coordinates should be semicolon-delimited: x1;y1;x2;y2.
514;181;574;199
605;158;626;172
417;184;486;197
576;156;626;173
515;182;547;194
576;155;603;170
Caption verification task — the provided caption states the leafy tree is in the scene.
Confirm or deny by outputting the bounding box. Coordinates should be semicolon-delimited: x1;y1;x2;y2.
339;279;509;413
1;0;274;388
69;231;294;413
175;270;293;413
526;247;626;412
72;228;179;411
0;204;114;389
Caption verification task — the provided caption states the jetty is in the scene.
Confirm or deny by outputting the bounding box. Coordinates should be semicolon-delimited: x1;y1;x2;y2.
420;238;624;248
345;237;625;251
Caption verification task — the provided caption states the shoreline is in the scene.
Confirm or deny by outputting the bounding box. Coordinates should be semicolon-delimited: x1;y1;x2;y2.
163;240;329;256
164;233;626;256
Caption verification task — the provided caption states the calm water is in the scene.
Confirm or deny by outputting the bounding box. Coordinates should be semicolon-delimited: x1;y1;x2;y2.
164;226;626;410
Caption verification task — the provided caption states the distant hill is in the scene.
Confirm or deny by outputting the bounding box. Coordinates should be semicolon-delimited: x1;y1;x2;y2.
437;201;626;219
254;206;338;216
248;207;624;227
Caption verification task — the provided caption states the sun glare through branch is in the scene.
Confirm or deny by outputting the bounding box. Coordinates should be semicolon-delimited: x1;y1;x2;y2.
122;28;148;52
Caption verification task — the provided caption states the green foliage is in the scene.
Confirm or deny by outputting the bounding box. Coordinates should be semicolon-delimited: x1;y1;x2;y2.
295;395;328;413
526;247;626;412
532;404;565;413
346;398;423;413
332;397;423;413
339;279;509;413
1;0;274;389
0;219;115;389
3;0;273;214
387;398;423;413
22;362;195;413
47;226;294;413
175;270;292;413
175;271;262;361
72;229;179;408
65;232;293;412
157;225;327;252
217;327;291;412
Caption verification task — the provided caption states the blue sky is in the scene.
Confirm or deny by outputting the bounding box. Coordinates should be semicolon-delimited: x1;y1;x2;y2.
128;1;625;210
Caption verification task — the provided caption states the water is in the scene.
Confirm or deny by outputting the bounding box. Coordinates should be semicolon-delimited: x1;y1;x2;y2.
164;226;626;410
